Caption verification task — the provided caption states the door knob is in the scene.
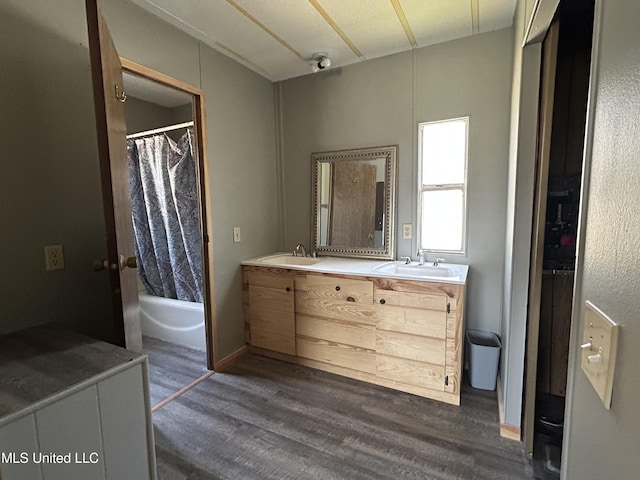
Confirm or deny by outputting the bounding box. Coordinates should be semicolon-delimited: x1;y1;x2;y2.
119;255;138;271
93;259;117;271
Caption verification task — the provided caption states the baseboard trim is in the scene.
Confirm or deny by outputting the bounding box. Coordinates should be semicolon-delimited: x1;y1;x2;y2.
215;345;249;372
496;374;522;441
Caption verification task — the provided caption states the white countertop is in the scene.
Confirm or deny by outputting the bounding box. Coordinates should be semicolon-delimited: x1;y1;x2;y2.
241;252;469;285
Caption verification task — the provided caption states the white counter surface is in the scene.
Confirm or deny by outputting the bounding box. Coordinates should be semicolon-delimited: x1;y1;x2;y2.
241;252;469;285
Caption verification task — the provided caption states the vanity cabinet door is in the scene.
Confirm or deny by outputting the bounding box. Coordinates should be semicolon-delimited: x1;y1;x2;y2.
248;271;295;355
374;288;450;393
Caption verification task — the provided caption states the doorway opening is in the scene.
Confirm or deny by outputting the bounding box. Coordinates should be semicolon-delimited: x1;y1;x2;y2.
524;1;595;478
121;60;217;378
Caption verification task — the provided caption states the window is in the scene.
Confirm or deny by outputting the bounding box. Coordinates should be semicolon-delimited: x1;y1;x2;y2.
418;117;468;254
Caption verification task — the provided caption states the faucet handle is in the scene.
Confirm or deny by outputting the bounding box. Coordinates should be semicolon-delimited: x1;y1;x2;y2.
433;258;445;266
399;256;411;264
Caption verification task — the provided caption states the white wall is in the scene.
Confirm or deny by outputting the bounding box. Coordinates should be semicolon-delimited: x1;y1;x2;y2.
564;0;640;477
280;28;514;335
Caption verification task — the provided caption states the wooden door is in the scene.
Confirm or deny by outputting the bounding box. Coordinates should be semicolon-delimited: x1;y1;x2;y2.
86;0;142;351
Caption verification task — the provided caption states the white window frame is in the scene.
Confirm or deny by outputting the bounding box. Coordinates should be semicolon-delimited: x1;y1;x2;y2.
417;116;469;255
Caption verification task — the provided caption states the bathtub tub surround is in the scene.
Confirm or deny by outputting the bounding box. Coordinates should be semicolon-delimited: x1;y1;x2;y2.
242;254;468;405
139;292;206;351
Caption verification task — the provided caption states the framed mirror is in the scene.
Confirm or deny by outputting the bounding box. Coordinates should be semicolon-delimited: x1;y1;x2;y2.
312;145;397;259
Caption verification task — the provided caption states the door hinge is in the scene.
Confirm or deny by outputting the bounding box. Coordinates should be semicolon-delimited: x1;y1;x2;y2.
445;375;449;386
446;303;451;314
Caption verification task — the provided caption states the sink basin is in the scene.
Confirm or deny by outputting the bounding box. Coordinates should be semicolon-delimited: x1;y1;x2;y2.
256;254;323;266
372;262;460;278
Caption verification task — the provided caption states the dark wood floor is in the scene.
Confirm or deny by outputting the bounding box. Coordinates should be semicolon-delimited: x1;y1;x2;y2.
143;337;534;480
143;336;209;408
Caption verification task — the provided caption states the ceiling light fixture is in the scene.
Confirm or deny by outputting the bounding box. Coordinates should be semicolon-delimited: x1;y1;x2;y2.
310;53;332;73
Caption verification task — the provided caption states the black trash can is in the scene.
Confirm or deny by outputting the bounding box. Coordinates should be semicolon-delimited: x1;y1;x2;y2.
466;329;501;390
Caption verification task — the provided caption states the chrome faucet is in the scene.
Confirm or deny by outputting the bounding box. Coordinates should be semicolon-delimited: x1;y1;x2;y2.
433;258;445;267
417;250;426;266
293;244;307;257
400;256;411;264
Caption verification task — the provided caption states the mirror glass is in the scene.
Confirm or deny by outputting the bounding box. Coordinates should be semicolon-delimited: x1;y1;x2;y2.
312;145;397;259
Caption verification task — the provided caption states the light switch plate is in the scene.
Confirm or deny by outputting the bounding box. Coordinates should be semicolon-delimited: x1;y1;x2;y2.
581;301;620;409
233;227;241;243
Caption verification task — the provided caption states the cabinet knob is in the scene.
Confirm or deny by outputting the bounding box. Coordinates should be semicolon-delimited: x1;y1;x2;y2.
335;286;341;291
379;299;386;305
285;287;290;292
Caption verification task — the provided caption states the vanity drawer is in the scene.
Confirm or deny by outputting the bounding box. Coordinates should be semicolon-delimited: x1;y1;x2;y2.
376;354;445;391
376;305;447;339
376;330;446;365
297;314;375;350
296;336;375;374
306;275;374;304
374;288;448;311
296;292;377;326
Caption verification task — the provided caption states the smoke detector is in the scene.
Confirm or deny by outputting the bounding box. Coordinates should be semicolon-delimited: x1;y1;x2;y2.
310;53;332;73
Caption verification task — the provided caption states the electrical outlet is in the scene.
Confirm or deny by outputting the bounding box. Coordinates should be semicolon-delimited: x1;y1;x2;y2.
233;227;241;243
45;245;64;271
402;224;412;239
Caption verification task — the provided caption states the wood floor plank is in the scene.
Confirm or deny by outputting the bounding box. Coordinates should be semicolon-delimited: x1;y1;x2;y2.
144;340;533;480
142;336;208;408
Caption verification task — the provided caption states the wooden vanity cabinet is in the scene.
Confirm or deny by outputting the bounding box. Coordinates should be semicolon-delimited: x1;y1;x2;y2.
246;269;296;355
242;266;465;405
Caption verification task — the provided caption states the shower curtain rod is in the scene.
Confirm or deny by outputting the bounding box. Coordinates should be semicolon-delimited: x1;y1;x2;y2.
126;121;194;140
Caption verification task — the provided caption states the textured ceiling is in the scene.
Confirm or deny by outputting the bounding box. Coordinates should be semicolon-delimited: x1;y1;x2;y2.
127;0;517;81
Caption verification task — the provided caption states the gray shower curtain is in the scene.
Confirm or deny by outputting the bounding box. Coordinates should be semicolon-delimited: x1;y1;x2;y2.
127;129;204;303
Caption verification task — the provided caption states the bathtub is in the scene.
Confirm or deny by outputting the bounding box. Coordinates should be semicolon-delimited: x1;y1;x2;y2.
138;292;206;351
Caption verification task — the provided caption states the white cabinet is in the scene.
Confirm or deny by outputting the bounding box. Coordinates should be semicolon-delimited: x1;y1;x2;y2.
0;326;156;480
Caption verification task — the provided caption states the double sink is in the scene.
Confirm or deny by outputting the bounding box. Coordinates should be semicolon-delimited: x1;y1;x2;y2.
243;253;469;285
